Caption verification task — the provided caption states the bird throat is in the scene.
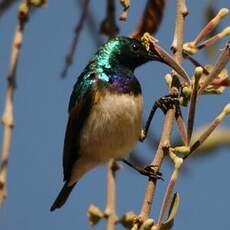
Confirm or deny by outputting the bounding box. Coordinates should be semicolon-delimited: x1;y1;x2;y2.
87;39;142;95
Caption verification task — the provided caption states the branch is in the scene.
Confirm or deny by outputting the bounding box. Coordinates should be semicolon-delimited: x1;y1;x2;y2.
189;127;230;155
104;159;119;230
138;108;175;227
0;0;46;207
0;17;23;209
157;149;184;227
184;103;230;159
171;0;188;62
187;67;203;145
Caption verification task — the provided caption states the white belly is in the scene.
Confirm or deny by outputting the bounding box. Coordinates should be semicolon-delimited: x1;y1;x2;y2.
68;92;143;185
80;92;143;161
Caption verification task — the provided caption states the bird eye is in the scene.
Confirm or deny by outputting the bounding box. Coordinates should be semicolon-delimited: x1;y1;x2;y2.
131;43;140;51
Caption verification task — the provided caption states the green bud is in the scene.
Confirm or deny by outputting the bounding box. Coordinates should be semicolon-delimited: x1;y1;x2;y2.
182;86;192;97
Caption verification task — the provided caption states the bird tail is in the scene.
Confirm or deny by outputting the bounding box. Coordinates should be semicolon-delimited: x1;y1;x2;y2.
50;182;76;212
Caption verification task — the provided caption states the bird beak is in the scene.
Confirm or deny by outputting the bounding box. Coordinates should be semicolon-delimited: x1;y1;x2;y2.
148;43;190;84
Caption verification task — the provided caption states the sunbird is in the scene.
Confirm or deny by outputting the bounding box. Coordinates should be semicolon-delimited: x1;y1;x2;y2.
50;36;188;211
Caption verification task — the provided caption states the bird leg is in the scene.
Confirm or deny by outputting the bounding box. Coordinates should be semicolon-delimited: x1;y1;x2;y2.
122;159;163;180
140;95;179;142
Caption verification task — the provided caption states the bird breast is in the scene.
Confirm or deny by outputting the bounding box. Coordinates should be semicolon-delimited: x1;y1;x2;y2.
79;92;143;163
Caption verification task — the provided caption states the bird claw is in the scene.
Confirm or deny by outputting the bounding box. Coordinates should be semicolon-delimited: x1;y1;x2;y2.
140;164;163;181
156;96;179;114
121;160;163;181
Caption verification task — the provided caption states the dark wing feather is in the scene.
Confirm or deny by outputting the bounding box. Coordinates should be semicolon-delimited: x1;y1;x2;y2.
63;72;97;181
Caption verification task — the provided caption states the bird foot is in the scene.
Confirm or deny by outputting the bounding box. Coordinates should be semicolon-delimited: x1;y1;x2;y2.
156;95;179;114
139;164;163;180
141;94;180;142
122;160;163;180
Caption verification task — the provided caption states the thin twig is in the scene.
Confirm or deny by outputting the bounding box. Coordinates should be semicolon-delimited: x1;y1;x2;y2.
61;0;90;78
105;159;119;230
170;0;189;87
188;127;230;155
171;0;188;61
157;150;183;226
0;22;23;207
187;90;198;145
187;67;203;145
175;109;187;145
0;0;46;207
192;8;229;46
197;27;230;50
184;103;230;159
198;41;230;94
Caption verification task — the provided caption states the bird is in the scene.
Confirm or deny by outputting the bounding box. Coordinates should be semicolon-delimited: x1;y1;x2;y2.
50;36;188;211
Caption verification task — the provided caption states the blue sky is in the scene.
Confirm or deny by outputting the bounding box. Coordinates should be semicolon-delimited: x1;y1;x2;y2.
0;0;229;229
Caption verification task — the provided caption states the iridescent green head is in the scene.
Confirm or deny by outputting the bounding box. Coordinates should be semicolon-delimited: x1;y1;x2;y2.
94;36;163;71
91;36;189;82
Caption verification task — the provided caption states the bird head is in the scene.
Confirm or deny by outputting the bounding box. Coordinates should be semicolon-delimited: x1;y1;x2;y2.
96;36;189;83
97;36;154;70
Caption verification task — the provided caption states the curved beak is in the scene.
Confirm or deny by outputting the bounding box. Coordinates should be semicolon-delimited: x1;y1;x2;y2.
148;43;190;84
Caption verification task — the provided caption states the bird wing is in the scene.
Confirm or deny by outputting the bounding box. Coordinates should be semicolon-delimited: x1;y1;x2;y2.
63;71;97;181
